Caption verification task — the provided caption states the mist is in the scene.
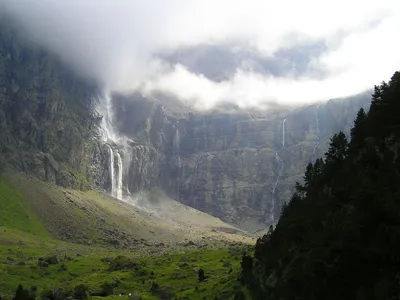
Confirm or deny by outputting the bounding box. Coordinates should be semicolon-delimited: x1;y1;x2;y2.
1;0;400;109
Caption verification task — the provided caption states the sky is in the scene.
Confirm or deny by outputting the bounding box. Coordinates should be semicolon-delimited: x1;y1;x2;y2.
1;0;400;109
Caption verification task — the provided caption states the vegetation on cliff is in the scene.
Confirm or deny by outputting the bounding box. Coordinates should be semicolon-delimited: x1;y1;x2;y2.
244;71;400;299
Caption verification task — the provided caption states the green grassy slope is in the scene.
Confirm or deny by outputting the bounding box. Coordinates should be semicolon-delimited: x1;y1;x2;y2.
0;227;249;299
0;174;251;299
0;177;49;237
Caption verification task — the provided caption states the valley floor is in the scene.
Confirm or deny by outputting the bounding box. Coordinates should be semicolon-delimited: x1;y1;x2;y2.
0;229;250;299
0;174;253;299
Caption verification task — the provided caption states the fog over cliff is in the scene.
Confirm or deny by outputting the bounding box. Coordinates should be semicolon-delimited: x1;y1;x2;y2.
1;0;400;109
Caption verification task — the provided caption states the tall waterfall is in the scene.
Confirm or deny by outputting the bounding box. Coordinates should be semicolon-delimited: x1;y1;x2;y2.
106;145;116;198
115;151;123;200
174;124;182;168
174;122;182;200
282;118;287;148
203;116;208;150
270;117;287;222
99;94;118;142
97;93;124;200
271;151;284;221
312;105;320;162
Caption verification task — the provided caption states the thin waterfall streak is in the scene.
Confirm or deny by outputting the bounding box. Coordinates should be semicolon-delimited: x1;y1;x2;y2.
271;117;287;223
282;118;287;148
203;116;208;151
271;151;283;222
191;153;204;210
174;124;181;200
312;105;320;161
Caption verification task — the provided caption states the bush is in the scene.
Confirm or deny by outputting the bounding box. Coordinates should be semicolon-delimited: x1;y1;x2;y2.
150;281;159;292
108;255;138;271
13;284;35;300
72;284;89;300
90;282;114;297
198;268;206;282
41;287;66;300
44;255;59;265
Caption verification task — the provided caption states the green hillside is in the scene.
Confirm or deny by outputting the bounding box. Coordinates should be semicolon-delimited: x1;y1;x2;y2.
0;174;252;299
0;177;49;237
0;230;249;300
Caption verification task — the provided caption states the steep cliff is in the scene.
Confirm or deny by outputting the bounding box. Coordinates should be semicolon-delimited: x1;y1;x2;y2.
0;17;371;230
0;17;104;189
110;92;370;230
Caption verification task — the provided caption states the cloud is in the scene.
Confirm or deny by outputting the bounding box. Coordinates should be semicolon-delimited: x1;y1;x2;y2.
1;0;400;108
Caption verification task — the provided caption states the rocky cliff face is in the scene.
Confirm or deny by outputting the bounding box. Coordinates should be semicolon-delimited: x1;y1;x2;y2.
109;92;370;230
0;18;104;189
0;18;372;230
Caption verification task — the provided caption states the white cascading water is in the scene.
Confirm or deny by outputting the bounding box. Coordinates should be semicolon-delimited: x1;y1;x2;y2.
312;105;320;162
99;94;118;142
106;144;117;198
97;93;124;200
282;118;287;147
174;124;182;168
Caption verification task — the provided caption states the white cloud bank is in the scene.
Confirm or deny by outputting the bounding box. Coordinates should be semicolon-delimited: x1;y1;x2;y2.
1;0;400;109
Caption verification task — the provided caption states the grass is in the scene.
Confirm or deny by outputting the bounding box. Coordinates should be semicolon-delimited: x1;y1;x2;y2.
0;175;252;299
0;177;49;237
0;229;250;299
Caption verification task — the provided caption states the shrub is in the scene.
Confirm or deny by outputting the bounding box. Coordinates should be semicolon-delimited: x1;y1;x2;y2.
108;255;138;271
41;287;66;300
13;284;35;300
198;268;206;282
72;284;89;300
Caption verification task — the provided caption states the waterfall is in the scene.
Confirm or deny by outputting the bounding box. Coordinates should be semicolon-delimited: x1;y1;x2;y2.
97;93;125;200
270;117;287;222
282;118;287;148
312;105;320;162
115;151;123;200
98;94;118;142
190;153;205;209
203;116;208;150
107;147;124;200
106;145;116;198
174;122;182;200
271;151;284;221
174;124;182;168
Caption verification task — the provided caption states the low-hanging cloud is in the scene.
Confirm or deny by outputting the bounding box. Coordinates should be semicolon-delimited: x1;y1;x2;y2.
1;0;400;109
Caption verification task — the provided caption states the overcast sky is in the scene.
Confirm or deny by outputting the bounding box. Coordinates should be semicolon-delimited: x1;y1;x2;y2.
1;0;400;109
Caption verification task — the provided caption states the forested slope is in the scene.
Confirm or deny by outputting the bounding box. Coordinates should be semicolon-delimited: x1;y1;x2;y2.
243;71;400;300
